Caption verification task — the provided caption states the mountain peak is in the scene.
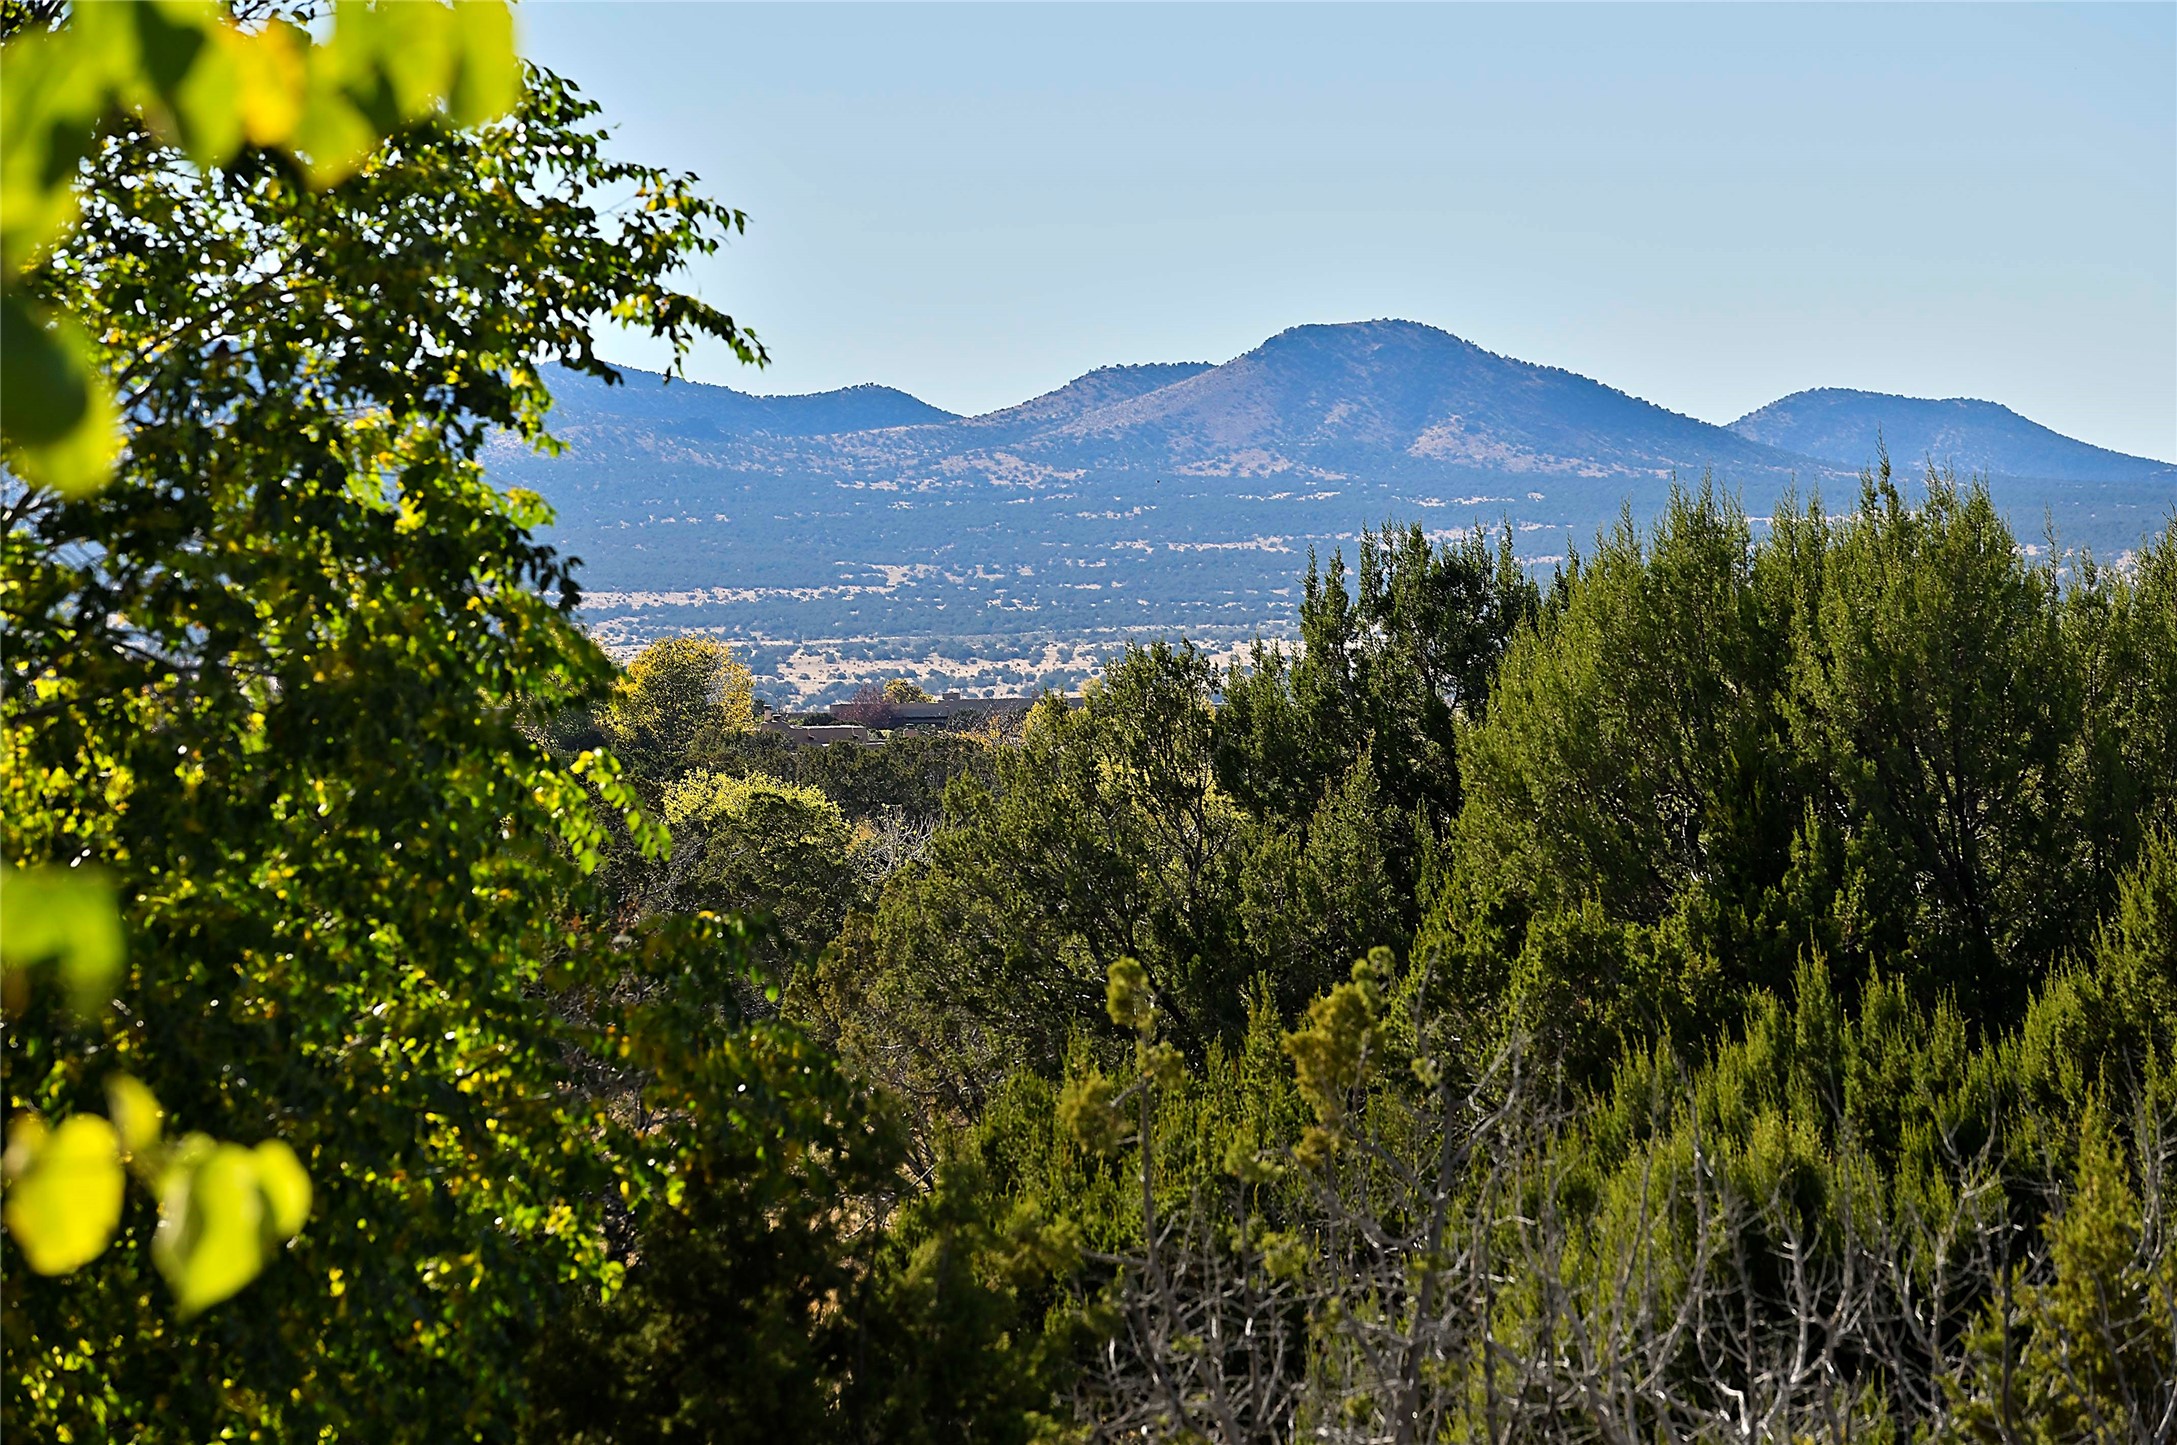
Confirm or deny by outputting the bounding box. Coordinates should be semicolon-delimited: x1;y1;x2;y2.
1749;386;2018;415
1251;317;1486;358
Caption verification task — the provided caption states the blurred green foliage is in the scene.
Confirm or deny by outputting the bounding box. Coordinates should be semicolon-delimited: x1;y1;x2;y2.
1;0;519;495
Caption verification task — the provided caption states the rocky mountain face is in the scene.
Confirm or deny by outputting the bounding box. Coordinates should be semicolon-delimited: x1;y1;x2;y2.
486;320;2171;701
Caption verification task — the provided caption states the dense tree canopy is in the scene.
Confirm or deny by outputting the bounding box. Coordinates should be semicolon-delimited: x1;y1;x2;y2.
937;482;2177;1442
1435;475;2177;1072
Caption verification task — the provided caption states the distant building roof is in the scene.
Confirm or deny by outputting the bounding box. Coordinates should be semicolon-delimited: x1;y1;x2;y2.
888;697;1035;725
757;719;874;747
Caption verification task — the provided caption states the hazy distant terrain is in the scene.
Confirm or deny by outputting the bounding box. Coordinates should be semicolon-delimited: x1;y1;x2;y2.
484;320;2175;702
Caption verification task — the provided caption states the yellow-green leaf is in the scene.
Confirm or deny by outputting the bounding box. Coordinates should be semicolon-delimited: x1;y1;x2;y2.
160;13;247;164
0;15;111;272
0;863;124;1007
3;0;522;265
106;1075;165;1159
124;0;234;164
228;21;310;148
447;0;519;128
350;0;457;125
253;1140;312;1239
288;80;379;190
3;1113;125;1275
154;1140;267;1316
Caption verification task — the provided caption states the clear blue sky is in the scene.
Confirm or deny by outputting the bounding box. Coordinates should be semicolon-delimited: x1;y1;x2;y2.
521;2;2177;462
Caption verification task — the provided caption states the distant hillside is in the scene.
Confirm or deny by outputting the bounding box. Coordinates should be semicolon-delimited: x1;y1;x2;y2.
1730;388;2175;485
542;368;960;439
958;362;1216;437
487;321;2172;702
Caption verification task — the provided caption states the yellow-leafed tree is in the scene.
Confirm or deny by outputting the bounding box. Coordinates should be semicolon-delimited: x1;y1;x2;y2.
599;636;757;763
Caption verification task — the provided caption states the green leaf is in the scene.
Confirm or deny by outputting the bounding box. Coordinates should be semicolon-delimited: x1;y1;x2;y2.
354;0;457;124
3;1113;126;1275
125;0;234;165
0;863;124;1009
288;77;379;189
0;294;119;496
163;17;250;165
0;294;88;445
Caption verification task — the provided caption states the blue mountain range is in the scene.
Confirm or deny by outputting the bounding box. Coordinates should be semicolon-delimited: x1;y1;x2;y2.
484;320;2172;699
